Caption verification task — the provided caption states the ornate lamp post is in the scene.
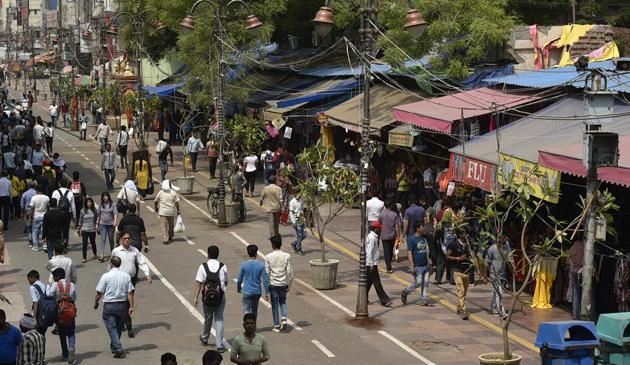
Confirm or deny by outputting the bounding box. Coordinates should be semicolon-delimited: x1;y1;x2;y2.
313;0;426;321
180;0;262;227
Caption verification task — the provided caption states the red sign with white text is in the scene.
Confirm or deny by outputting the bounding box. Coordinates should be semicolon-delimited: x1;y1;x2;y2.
449;153;498;192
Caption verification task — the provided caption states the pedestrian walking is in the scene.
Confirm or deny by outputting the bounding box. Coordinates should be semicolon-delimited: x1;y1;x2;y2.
43;123;53;155
402;195;426;237
52;181;76;248
77;197;98;263
366;192;384;230
46;268;77;364
111;232;152;338
117;204;148;253
288;195;305;255
133;159;151;198
30;144;44;176
26;270;46;323
186;131;203;172
10;172;24;220
97;192;117;261
260;148;274;186
116;126;129;170
401;223;433;306
49;102;59;127
69;171;86;224
156;140;173;181
379;201;401;273
29;185;49;252
242;153;258;197
485;237;510;316
32;120;44;147
78;111;88;140
447;230;475;320
95;119;112;153
195;245;228;352
116;180;140;216
161;353;177;365
40;162;57;196
101;144;116;190
0;171;11;228
154;180;180;245
236;245;269;318
27;91;33;110
42;200;66;259
94;256;135;358
0;309;23;365
230;313;270;365
265;235;293;333
259;176;282;238
365;221;393;307
206;140;218;179
45;243;78;284
16;313;45;365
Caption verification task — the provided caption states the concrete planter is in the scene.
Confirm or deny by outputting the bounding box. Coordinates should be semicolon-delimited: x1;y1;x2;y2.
309;259;339;290
478;353;522;365
177;176;195;195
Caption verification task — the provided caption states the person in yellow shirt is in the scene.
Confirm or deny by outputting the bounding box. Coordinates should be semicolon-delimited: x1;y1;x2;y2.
10;172;25;219
396;162;410;210
134;159;151;198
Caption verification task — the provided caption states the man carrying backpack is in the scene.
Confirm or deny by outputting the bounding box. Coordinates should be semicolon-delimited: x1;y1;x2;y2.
52;181;76;246
194;245;228;353
46;268;77;364
42;201;67;259
69;172;86;224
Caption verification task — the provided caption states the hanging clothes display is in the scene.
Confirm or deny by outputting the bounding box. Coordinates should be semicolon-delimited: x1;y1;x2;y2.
614;255;630;312
532;257;559;309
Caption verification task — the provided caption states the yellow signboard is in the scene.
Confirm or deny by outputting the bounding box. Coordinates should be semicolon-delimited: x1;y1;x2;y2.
388;132;413;147
498;154;561;203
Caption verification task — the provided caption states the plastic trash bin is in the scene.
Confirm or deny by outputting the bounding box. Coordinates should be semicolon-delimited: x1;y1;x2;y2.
535;321;600;365
597;313;630;364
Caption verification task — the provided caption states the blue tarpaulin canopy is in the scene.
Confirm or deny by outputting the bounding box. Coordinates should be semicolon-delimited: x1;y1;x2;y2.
248;75;320;106
143;82;185;97
266;78;362;108
297;58;431;78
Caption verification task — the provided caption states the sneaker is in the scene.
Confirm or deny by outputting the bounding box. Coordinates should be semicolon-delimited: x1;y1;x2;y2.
31;246;39;252
113;352;124;359
280;318;288;332
127;329;135;338
216;347;226;353
400;290;408;305
461;311;470;320
298;251;305;256
382;300;393;307
67;350;75;364
272;327;281;333
199;335;208;346
290;242;298;253
43;246;47;253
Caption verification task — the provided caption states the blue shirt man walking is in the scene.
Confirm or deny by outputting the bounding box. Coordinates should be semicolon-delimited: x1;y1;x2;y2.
237;244;270;319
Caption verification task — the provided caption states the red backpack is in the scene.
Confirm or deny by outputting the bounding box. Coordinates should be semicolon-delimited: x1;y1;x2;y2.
57;281;77;327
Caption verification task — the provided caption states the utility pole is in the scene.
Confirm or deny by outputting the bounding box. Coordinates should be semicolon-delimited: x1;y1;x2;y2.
571;0;576;23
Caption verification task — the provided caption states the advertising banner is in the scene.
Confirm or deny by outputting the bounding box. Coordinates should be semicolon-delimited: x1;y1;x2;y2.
498;154;561;203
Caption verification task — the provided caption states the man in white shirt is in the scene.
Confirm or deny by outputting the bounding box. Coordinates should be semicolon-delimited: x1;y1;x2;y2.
186;132;203;172
154;180;180;245
94;256;135;358
45;244;78;284
29;185;49;251
288;195;305;255
194;245;228;352
26;270;46;331
32;121;44;146
366;192;385;231
116;125;129;169
111;232;152;338
264;235;293;333
365;221;392;307
95;120;112;153
0;171;11;229
49;102;59;127
242;154;258;197
46;267;77;362
78;111;88;140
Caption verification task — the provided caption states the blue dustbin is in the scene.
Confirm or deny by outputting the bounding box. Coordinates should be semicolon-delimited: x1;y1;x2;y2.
535;321;600;365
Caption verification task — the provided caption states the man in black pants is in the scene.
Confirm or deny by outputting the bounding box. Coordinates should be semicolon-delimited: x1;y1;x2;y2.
0;171;11;229
365;221;393;307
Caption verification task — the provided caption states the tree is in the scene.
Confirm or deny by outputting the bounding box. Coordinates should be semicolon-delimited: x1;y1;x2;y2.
473;168;618;361
293;146;360;263
329;0;514;80
224;114;268;156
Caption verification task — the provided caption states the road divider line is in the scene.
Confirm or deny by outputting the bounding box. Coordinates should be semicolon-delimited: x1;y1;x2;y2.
197;248;206;256
230;279;272;309
183;236;195;246
311;340;335;358
378;331;435;365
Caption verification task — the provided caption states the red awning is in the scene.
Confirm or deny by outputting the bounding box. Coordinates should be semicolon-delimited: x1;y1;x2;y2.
538;134;630;187
392;87;540;134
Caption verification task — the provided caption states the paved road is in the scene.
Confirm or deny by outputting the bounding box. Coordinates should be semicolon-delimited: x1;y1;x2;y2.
0;84;550;365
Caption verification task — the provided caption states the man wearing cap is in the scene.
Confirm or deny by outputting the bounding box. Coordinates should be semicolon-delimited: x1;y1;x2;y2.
0;309;24;365
365;221;393;307
16;313;44;365
154;180;180;245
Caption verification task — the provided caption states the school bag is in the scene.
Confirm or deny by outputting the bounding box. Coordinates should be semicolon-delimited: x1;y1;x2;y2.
70;181;82;196
57;189;71;213
56;281;77;327
33;285;58;328
201;263;224;307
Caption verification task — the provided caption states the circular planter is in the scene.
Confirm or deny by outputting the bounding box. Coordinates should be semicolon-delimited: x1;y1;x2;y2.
177;176;195;195
310;259;339;290
478;353;522;365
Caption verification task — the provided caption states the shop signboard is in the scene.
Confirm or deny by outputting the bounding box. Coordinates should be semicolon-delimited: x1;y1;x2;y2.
498;154;561;203
449;153;498;192
388;132;413;147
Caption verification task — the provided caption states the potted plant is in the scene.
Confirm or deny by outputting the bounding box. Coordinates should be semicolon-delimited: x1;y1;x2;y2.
473;169;618;365
293;146;359;289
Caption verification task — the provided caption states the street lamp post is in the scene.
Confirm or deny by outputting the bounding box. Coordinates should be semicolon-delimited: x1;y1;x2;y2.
180;0;262;227
313;0;426;320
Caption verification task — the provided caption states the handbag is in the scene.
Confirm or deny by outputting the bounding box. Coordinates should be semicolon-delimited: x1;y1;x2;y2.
147;180;155;195
116;188;130;213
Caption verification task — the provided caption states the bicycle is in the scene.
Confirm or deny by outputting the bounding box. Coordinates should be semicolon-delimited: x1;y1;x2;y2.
206;188;246;222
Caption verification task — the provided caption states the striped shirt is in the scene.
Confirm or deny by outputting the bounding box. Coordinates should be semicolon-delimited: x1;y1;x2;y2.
16;329;45;365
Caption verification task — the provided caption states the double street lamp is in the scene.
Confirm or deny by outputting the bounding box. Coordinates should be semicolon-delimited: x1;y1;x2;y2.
312;0;427;320
179;0;262;227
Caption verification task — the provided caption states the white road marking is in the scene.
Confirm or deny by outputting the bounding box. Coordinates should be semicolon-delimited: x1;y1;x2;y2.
142;257;231;351
183;236;195;245
146;206;155;213
378;330;435;365
293;278;355;317
197;248;206;256
231;279;272;309
311;340;335;358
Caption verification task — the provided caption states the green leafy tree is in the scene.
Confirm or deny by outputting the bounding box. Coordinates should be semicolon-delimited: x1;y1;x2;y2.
473;168;618;361
293;146;360;263
225;114;268;156
329;0;514;80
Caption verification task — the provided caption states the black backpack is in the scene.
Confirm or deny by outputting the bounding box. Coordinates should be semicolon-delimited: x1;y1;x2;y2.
201;263;224;307
33;284;58;328
57;189;71;213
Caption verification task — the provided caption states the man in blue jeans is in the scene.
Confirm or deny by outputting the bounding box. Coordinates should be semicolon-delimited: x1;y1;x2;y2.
94;256;135;359
194;245;228;352
265;235;293;333
237;245;270;318
401;222;433;306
